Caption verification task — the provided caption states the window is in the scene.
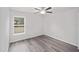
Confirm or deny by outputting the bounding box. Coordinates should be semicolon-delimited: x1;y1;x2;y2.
14;16;25;34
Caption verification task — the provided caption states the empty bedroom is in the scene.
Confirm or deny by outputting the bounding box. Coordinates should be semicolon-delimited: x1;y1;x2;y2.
0;7;79;52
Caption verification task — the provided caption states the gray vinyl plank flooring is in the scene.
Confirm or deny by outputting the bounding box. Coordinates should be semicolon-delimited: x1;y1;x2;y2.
9;35;79;52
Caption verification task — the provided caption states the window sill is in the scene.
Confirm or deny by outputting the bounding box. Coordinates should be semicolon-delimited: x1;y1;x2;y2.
13;32;25;36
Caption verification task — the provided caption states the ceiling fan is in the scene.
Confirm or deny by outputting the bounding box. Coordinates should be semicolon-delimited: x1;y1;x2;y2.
34;7;53;14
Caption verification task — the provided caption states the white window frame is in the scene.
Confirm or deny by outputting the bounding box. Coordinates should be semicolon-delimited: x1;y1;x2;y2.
13;16;26;35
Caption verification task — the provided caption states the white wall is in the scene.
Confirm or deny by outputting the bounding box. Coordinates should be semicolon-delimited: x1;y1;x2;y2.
77;11;79;48
0;8;10;51
44;8;78;46
10;10;43;42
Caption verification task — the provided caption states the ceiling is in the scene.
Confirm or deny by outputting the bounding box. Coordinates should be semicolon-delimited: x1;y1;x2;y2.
11;7;35;13
10;7;79;13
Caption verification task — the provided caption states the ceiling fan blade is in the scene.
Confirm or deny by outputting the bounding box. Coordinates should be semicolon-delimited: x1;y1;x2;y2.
46;11;52;13
34;8;40;11
46;7;52;10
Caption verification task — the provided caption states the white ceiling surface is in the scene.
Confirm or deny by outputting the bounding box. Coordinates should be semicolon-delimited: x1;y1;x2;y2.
10;7;35;13
11;7;79;13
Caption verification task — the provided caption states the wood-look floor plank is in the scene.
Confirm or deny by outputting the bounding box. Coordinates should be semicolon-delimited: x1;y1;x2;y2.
9;35;79;52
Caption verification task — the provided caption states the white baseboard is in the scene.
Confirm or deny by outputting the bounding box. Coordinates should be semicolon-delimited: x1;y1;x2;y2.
10;34;43;43
45;34;77;47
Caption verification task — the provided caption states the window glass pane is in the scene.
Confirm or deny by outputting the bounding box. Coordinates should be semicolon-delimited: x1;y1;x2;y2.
14;17;24;33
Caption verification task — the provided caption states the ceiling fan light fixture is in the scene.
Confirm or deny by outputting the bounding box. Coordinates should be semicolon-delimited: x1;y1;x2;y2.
40;10;46;14
34;7;53;14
